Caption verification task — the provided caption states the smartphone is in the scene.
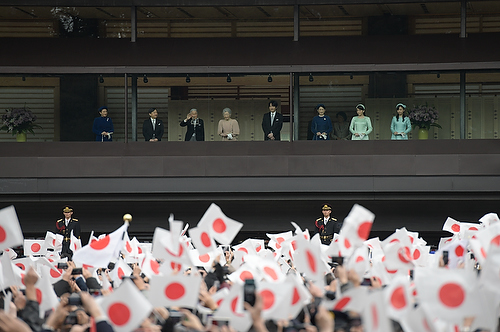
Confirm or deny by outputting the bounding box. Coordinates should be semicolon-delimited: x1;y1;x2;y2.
331;256;344;266
361;278;372;286
88;289;102;296
71;268;83;275
243;279;256;307
213;319;230;327
57;262;68;269
443;251;449;266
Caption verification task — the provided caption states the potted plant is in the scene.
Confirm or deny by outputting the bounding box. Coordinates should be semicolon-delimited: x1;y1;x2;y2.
408;103;442;139
1;107;42;142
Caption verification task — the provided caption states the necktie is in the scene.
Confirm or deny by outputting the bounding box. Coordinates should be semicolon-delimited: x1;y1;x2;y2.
271;113;275;125
152;119;156;131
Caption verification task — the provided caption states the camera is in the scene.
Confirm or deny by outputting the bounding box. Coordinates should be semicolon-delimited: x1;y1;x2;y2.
88;289;102;296
212;319;229;327
64;311;78;325
68;293;82;306
443;250;449;266
72;268;83;275
331;256;344;266
243;279;256;307
57;262;68;269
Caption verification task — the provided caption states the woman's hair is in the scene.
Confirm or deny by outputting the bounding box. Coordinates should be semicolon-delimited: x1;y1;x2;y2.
395;103;407;121
269;100;278;108
222;107;232;115
336;111;347;122
315;104;326;111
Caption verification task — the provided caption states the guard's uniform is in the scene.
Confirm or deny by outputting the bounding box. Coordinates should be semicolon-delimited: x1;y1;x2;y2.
315;204;342;245
56;206;81;258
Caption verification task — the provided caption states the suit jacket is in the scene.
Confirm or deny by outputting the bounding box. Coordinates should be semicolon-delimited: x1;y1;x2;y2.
180;118;205;141
143;118;164;141
262;112;284;140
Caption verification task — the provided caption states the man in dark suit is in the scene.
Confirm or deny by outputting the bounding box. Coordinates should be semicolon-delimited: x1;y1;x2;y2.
262;100;284;141
315;204;342;245
142;108;164;141
56;205;81;259
180;108;205;141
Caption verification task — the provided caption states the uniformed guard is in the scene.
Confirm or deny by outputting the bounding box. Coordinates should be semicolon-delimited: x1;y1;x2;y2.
315;204;342;245
56;205;81;259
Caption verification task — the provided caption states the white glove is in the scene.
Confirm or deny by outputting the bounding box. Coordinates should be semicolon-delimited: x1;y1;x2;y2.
227;133;233;140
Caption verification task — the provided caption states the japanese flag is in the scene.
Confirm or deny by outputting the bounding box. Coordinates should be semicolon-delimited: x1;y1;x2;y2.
479;243;500;295
245;256;285;283
13;257;35;272
399;305;436;332
139;251;161;278
109;258;132;288
324;286;368;312
24;240;46;256
3;248;17;260
383;241;414;272
285;274;312;319
189;225;218;255
1;253;25;288
479;212;500;227
213;283;252;332
228;266;261;285
442;217;462;235
122;232;138;262
36;266;60;318
72;223;128;268
70;231;82;253
437;239;468;269
368;261;393;286
384;275;413;320
339;204;375;249
412;245;430;267
99;278;153;332
415;267;479;324
197;203;243;244
148;273;201;309
266;231;293;251
258;280;293;320
362;290;394;332
293;233;327;284
87;230;98;245
346;246;370;281
0;205;24;251
232;239;258;256
188;249;216;271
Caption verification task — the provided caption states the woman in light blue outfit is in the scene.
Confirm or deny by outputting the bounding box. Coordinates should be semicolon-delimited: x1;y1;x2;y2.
350;104;372;140
391;103;412;140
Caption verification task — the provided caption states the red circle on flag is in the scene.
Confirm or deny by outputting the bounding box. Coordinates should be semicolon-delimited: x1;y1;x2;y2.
276;237;285;244
357;222;371;240
455;245;465;257
21;273;25;285
201;232;212;247
390;239;400;243
108;302;131;326
50;269;62;278
263;266;279;281
138;247;143;254
355;256;364;263
291;241;297;251
16;263;26;270
491;235;500;246
166;244;184;258
126;242;132;253
31;243;41;252
413;249;421;260
35;288;42;304
0;226;6;243
150;260;160;274
90;236;110;250
256;245;262;252
213;218;226;233
306;249;316;273
481;247;487;258
386;267;398;274
239;270;253;282
260;289;275;310
199;253;210;263
118;267;125;280
398;247;411;263
390;286;406;309
165;282;185;300
409;236;414;244
344;238;351;249
451;224;461;232
438;282;465;308
334;297;351;311
469;227;478;231
423;319;431;332
52;239;57;246
292;287;300;305
371;304;379;330
170;262;182;271
237;248;248;254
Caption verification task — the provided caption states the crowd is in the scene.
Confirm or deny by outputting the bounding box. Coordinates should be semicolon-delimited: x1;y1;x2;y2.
92;101;414;143
0;203;499;332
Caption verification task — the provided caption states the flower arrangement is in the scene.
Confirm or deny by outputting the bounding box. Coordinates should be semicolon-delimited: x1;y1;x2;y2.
1;107;42;135
408;103;442;130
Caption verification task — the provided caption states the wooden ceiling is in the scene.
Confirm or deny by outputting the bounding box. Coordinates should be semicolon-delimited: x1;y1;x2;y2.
1;2;500;21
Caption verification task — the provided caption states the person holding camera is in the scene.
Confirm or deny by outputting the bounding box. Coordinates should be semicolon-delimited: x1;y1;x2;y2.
314;204;342;245
56;206;81;259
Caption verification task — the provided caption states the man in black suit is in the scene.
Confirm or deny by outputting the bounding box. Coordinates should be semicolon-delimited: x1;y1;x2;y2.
180;108;205;141
142;108;164;141
56;205;81;259
315;204;342;245
262;100;284;141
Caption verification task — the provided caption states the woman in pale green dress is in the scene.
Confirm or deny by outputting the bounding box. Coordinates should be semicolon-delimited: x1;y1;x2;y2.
349;104;372;140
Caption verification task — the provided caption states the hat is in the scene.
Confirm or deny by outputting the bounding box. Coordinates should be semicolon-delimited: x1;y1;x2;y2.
322;204;332;211
62;206;73;213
